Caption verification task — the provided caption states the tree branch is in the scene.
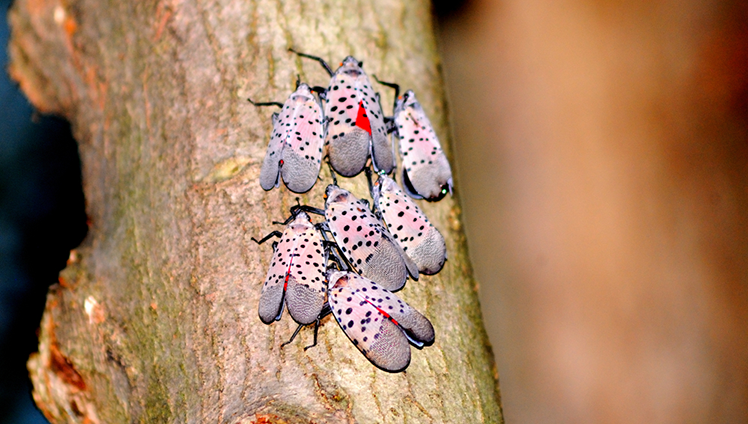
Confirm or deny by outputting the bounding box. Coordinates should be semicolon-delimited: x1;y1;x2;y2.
9;0;503;422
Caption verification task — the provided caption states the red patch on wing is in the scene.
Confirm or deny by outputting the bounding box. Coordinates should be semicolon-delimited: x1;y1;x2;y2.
355;100;372;135
367;299;400;326
284;254;295;291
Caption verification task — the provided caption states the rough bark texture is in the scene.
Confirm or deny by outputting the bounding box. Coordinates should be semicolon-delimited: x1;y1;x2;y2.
8;0;502;423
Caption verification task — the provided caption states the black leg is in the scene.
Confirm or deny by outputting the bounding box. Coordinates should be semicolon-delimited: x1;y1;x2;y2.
316;221;330;234
281;323;304;348
310;86;327;95
272;216;295;226
289;48;334;76
364;167;374;195
372;75;400;111
292;204;326;217
281;304;332;350
304;319;321;350
302;305;332;351
247;98;284;108
326;161;338;185
324;238;354;272
252;231;283;245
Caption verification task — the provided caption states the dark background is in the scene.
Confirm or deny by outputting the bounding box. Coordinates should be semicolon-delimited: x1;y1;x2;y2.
1;0;86;421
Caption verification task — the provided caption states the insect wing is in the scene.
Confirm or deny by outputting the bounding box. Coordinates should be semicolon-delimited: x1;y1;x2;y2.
325;72;371;176
325;57;392;176
396;91;453;201
259;112;284;191
280;85;325;193
283;219;327;325
328;271;434;372
258;218;296;324
363;88;393;174
374;175;447;275
258;212;325;325
325;185;417;292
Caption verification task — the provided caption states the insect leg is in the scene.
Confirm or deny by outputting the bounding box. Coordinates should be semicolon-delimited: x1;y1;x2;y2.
318;229;347;271
326;161;338;185
288;48;334;76
281;323;304;348
303;304;332;351
321;234;354;272
291;205;326;217
372;75;400;110
364;167;375;195
272;216;294;226
247;98;284;108
271;201;314;226
251;231;283;245
315;221;330;234
303;320;320;351
310;86;327;96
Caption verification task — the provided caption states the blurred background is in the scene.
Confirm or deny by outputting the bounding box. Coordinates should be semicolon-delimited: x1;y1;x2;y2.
438;0;748;423
2;0;747;423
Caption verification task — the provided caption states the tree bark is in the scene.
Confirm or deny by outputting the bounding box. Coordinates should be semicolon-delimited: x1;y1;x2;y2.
8;0;503;423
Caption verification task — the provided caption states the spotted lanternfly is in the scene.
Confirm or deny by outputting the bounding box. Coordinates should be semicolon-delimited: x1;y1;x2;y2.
323;184;418;291
374;80;453;201
249;81;325;193
290;49;394;177
253;211;327;331
370;173;447;275
327;270;434;372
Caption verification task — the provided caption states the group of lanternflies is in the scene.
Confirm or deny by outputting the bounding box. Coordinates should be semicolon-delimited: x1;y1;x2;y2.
248;50;453;373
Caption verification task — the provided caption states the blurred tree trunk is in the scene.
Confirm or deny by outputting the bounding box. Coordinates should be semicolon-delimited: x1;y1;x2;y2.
8;0;503;423
440;1;748;423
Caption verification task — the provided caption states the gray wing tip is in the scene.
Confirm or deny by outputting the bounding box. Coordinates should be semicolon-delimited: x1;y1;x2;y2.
258;309;281;325
284;179;316;193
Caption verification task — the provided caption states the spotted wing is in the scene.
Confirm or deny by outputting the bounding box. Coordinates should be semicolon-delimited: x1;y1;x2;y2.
283;223;327;325
396;99;453;200
359;84;393;174
258;224;297;324
280;96;325;193
328;272;434;372
259;112;285;191
326;196;417;291
375;176;447;275
325;74;374;177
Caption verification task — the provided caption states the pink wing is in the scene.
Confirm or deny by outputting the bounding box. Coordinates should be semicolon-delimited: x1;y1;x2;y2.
374;175;447;275
326;76;360;132
324;186;417;291
325;74;372;176
258;221;296;324
396;92;453;200
359;82;393;174
258;212;326;325
259;111;287;191
328;271;434;372
283;220;327;325
280;86;324;193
